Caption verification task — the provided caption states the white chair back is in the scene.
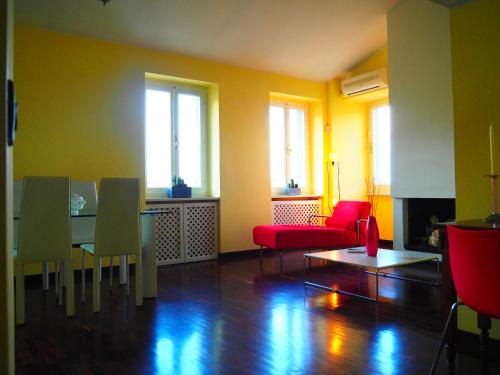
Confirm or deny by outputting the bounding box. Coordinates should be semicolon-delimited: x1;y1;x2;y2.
94;178;140;256
71;180;97;245
18;176;72;262
16;176;75;324
14;180;22;215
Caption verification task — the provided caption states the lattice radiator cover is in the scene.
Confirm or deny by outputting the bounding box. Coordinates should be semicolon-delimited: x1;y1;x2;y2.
148;204;184;266
184;203;218;262
272;200;321;225
147;202;218;265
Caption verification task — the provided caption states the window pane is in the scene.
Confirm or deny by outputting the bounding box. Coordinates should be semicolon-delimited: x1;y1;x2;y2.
372;105;391;185
146;89;171;188
270;105;286;187
288;108;306;187
178;93;202;187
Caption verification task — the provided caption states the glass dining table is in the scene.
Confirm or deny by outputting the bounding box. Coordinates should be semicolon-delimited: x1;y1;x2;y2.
14;209;171;299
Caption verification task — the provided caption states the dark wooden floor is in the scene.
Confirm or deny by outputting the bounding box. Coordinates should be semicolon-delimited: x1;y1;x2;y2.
15;250;499;374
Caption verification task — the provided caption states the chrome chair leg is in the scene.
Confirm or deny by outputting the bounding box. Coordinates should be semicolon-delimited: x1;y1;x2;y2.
430;302;462;375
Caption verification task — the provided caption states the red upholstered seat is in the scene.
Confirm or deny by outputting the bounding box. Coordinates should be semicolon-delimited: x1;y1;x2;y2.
430;226;500;374
253;225;357;250
253;200;371;251
325;201;371;231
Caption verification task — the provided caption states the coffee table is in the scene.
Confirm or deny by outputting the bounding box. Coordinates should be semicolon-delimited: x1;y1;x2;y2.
303;248;440;302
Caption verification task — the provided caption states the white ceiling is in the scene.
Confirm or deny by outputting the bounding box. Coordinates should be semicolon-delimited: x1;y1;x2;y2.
15;0;399;81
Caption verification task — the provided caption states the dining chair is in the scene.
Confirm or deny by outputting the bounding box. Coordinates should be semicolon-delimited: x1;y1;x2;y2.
71;180;98;244
14;180;53;291
429;226;500;374
80;178;142;312
69;180;101;301
15;176;74;325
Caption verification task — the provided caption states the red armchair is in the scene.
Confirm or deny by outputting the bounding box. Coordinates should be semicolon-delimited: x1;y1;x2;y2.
253;200;371;274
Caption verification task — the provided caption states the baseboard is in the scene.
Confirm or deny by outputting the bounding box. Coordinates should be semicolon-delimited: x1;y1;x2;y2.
219;248;269;261
457;329;500;362
379;239;393;249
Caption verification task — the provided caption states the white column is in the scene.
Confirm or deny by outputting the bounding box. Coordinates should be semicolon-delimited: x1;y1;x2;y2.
392;198;408;251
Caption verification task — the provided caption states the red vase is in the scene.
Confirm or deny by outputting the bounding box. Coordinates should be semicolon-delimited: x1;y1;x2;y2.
365;216;379;257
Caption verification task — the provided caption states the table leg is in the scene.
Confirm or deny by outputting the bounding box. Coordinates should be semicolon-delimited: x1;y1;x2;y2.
42;262;49;290
304;262;377;302
375;269;379;302
119;255;127;284
303;255;307;282
59;260;66;288
141;215;157;298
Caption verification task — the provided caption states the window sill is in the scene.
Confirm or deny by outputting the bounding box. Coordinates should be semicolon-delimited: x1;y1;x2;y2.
271;195;322;201
146;197;220;204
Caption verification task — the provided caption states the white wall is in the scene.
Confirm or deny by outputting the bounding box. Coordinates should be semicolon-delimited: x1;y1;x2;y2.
388;0;455;199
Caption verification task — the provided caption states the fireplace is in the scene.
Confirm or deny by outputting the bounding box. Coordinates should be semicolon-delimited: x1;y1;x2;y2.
405;198;455;252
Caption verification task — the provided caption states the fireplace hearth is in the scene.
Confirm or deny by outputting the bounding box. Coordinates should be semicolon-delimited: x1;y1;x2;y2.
405;198;455;252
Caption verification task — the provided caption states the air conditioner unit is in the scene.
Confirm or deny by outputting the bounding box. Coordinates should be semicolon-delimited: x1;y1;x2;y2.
341;68;387;96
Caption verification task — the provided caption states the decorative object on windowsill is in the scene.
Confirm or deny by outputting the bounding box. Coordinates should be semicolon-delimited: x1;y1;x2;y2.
365;179;380;257
70;193;86;215
168;176;192;198
285;178;301;195
484;123;500;223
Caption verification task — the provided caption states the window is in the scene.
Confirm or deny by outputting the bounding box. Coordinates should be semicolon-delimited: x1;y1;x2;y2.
370;104;391;192
269;102;308;192
145;80;208;197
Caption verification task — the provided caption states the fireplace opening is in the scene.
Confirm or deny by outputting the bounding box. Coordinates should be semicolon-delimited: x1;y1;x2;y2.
405;198;455;252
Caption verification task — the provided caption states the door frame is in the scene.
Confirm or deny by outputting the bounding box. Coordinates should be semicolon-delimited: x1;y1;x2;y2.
0;0;15;373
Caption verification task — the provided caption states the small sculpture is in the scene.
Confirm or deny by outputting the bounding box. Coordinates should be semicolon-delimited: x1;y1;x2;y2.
70;193;86;215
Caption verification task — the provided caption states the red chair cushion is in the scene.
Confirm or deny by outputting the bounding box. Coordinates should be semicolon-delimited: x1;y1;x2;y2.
448;226;500;318
325;200;371;231
253;225;357;250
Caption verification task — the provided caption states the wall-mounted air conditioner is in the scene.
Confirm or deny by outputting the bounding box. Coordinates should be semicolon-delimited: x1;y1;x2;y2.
341;68;388;96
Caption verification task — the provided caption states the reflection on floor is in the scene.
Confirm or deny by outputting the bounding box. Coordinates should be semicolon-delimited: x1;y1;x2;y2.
15;249;499;374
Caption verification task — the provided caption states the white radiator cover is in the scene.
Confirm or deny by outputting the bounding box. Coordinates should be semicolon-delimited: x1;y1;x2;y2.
147;202;218;266
272;200;321;226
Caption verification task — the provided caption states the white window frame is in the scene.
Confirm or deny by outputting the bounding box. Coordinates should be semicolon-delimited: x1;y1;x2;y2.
145;79;208;198
369;101;391;196
269;101;309;194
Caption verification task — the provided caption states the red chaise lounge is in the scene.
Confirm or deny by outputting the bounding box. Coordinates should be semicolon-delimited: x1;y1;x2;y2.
253;200;371;274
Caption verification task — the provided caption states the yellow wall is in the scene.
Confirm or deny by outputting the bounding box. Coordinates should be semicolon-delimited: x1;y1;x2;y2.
450;0;500;338
327;48;393;240
14;26;326;253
